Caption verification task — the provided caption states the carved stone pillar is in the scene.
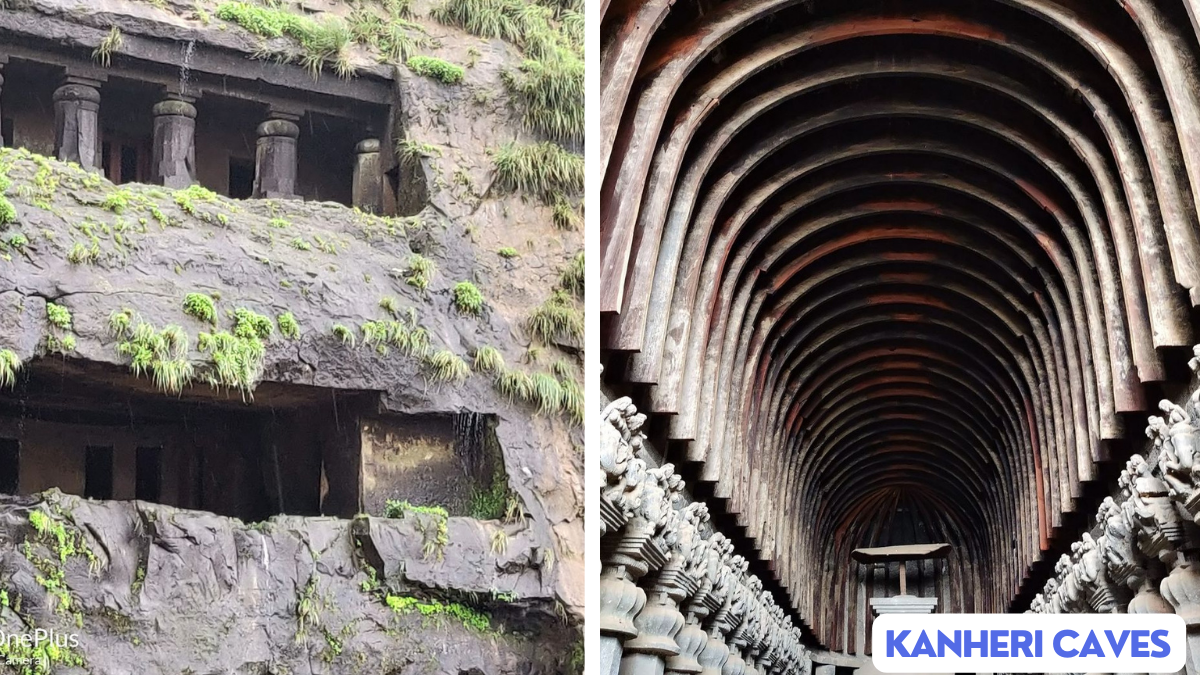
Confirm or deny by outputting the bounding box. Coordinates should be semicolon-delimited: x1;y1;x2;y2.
729;606;762;675
1161;556;1200;675
253;112;300;199
723;638;749;675
1080;533;1122;612
602;564;650;675
151;96;197;189
352;138;384;214
54;76;103;171
668;584;712;675
666;510;721;675
602;519;664;675
621;562;691;675
698;606;734;675
1130;569;1183;675
752;647;770;675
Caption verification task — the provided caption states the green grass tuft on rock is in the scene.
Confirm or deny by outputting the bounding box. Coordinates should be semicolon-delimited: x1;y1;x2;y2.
502;52;583;141
0;195;16;226
473;345;505;373
183;292;217;325
404;254;437;292
111;313;195;394
216;1;357;78
452;281;484;315
385;594;492;633
493;142;583;202
0;349;20;389
332;324;357;347
46;303;72;331
560;251;583;296
526;289;581;344
278;312;300;339
407;55;465;84
551;192;581;230
424;349;471;383
431;0;582;140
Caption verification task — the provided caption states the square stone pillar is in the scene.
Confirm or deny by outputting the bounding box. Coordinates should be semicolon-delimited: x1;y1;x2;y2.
352;138;384;214
253;112;300;199
151;96;197;189
54;76;103;171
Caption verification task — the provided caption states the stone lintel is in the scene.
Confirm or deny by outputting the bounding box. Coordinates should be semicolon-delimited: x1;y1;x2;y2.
0;16;391;115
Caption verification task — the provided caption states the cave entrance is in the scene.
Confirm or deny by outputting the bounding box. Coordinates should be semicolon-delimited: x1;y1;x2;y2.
0;359;506;522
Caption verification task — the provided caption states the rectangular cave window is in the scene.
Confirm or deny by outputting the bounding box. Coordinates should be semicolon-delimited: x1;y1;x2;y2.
84;445;114;501
0;118;13;148
228;157;255;199
0;439;18;494
136;446;162;502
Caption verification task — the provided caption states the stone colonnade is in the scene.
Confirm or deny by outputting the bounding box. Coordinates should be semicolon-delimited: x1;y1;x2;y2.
600;394;812;675
0;63;384;212
1030;346;1200;674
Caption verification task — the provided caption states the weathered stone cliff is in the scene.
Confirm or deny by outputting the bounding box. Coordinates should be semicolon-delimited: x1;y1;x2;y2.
0;490;575;674
0;0;584;670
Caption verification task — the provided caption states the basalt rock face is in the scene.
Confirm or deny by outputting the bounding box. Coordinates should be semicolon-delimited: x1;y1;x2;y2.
0;158;582;668
0;0;584;668
0;490;572;674
0;150;583;619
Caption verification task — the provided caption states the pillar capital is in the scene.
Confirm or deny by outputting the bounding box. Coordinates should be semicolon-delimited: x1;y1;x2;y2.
152;99;197;119
257;118;300;139
54;81;101;105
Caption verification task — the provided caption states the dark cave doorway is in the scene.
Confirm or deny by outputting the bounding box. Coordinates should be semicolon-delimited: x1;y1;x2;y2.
0;359;504;522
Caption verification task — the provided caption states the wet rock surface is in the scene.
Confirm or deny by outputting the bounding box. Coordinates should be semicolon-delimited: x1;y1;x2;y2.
0;0;584;667
0;490;575;674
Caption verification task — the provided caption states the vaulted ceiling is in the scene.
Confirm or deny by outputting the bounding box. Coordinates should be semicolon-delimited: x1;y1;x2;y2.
599;0;1200;650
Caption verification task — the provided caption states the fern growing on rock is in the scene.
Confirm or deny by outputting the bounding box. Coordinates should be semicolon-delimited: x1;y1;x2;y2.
183;292;217;325
452;281;484;316
492;142;583;202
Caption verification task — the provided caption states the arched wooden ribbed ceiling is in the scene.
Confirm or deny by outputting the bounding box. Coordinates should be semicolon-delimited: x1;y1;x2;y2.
599;0;1200;651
